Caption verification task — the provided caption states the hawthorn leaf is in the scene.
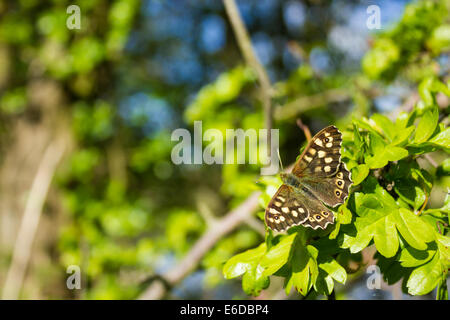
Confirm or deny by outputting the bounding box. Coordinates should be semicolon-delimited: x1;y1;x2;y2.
242;264;270;296
407;252;442;295
393;208;435;250
372;114;396;142
318;258;347;284
414;107;439;143
351;164;369;185
260;233;296;276
223;243;266;279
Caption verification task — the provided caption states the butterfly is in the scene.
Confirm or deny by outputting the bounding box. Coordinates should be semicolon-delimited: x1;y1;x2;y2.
265;125;352;232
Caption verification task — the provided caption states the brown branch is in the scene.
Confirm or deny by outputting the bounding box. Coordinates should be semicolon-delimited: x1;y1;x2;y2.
296;118;311;142
223;0;273;151
2;138;66;299
274;89;350;121
138;192;261;300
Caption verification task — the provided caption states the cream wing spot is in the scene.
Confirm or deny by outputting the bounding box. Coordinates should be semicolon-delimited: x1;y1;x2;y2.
292;210;298;217
299;208;305;213
315;167;322;173
325;157;333;163
318;150;326;158
326;142;333;148
304;155;312;162
269;208;279;214
281;207;290;213
324;166;331;172
315;139;323;147
309;148;317;156
274;201;282;207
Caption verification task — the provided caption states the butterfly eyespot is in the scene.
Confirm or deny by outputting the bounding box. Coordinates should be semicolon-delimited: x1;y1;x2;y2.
337;181;342;186
316;215;322;220
335;190;341;196
274;216;279;220
322;211;329;216
324;138;329;143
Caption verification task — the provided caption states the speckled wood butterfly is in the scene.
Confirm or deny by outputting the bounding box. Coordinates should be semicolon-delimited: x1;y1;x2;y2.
265;125;352;232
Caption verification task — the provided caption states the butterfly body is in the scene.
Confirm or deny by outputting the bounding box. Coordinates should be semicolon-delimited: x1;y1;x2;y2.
265;126;352;232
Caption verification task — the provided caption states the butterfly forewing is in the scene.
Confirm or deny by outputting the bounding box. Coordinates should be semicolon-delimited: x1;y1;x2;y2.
292;126;342;178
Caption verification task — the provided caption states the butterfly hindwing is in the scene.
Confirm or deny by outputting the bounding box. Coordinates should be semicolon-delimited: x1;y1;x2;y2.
265;185;309;232
265;185;335;232
292;126;342;178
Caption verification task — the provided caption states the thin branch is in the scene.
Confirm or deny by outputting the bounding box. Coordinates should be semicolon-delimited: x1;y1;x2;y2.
423;154;438;168
2;139;65;299
275;89;350;121
296;118;311;142
223;0;273;152
138;192;261;300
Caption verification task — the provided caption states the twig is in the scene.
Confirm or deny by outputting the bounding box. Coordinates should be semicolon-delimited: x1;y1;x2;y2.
138;192;261;299
275;89;350;121
223;0;273;153
2;139;65;299
423;154;438;168
296;119;311;142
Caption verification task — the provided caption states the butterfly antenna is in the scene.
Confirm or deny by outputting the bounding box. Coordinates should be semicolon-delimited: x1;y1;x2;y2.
277;148;284;172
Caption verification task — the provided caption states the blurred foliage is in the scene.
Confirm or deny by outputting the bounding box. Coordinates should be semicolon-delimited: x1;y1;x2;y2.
0;0;448;300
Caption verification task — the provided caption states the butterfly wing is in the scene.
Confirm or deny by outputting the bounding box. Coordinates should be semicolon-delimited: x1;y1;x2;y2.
300;162;353;207
292;125;343;178
265;185;335;232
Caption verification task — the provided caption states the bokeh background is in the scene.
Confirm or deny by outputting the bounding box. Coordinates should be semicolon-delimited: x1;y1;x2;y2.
0;0;448;299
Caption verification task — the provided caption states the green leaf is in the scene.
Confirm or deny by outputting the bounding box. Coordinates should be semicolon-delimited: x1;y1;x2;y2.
393;208;435;251
284;242;319;296
427;127;450;151
242;264;270;296
372;114;396;142
365;141;408;169
318;258;347;284
338;204;353;225
223;243;266;279
414;107;439;143
351;164;369;185
223;243;272;296
260;233;296;276
399;243;436;267
385;146;409;162
353;205;399;257
391;125;414;145
407;252;442;295
314;270;334;296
